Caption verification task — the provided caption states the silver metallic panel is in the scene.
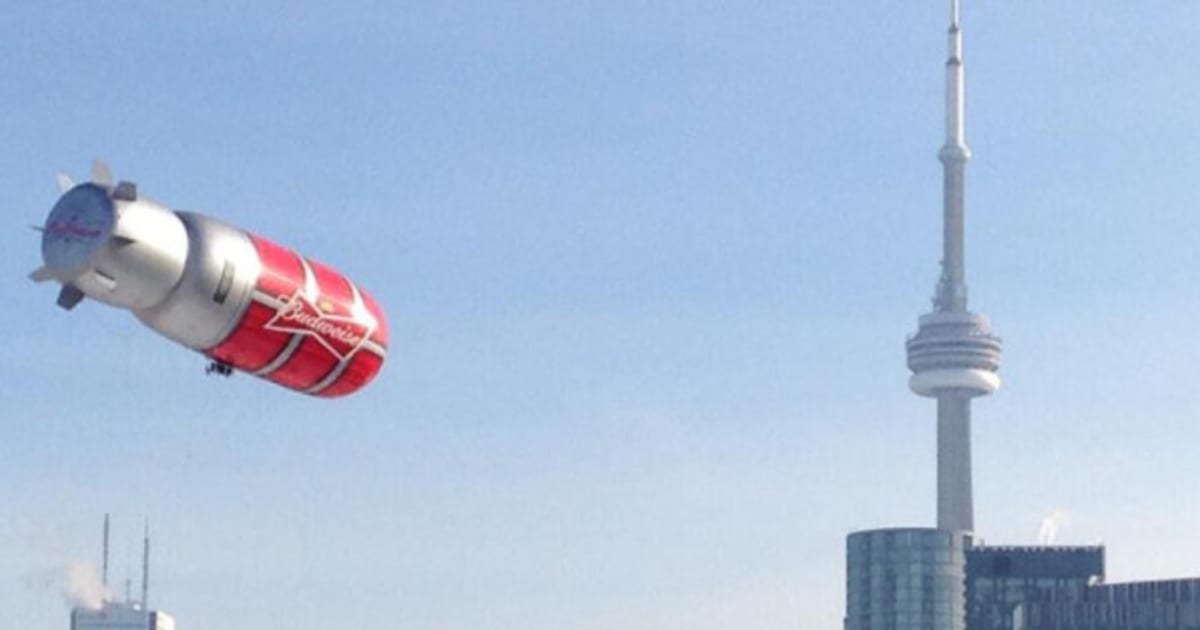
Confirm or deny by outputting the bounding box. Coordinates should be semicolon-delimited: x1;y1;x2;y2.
135;212;261;350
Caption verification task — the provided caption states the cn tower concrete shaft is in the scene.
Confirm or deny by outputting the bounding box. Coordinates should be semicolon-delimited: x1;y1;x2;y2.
905;0;1001;535
937;396;973;532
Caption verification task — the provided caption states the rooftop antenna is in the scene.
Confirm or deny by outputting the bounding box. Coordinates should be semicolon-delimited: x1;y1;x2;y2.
124;577;131;605
102;514;110;597
141;518;150;608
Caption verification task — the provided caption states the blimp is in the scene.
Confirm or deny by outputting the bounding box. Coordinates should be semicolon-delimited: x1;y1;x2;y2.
29;162;388;397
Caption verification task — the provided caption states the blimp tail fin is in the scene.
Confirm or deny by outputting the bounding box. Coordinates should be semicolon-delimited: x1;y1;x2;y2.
56;174;74;193
28;266;87;309
56;284;85;310
91;161;114;187
28;266;56;282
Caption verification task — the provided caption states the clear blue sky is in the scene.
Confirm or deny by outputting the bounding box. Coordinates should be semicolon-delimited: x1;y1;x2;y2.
5;2;1200;628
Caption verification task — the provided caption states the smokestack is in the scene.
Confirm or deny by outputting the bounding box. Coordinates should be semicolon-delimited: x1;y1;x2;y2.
141;519;149;607
101;514;110;594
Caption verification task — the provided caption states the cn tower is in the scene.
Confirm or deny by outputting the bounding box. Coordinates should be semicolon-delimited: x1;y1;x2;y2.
905;0;1002;534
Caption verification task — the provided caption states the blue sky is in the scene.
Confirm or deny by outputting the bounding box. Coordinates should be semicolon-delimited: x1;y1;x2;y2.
4;2;1200;628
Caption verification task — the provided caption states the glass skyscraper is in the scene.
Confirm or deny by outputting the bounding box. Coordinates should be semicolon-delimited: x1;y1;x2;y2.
1015;579;1200;629
966;545;1104;630
845;528;971;630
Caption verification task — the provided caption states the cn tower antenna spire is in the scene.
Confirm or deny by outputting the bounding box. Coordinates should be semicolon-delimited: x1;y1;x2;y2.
906;0;1002;534
937;0;970;312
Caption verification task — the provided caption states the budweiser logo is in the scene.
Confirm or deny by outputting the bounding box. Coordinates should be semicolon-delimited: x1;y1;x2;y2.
46;220;103;239
265;291;372;360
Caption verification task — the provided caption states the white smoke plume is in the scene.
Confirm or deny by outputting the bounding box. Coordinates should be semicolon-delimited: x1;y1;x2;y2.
1037;510;1071;545
61;561;110;610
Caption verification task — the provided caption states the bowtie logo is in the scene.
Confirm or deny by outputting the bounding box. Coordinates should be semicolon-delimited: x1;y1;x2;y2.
265;291;372;361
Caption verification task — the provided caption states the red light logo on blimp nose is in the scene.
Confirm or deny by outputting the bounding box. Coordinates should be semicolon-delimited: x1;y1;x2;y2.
264;291;373;360
46;220;103;239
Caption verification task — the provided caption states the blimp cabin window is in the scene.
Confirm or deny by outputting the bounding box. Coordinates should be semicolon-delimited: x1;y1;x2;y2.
213;262;235;304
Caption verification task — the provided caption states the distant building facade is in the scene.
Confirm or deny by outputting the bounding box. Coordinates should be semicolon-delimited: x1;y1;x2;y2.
1015;579;1200;630
70;602;175;630
845;528;971;630
965;545;1104;630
